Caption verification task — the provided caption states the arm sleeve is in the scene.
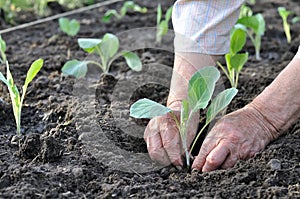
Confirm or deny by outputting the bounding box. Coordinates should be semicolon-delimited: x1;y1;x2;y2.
173;0;245;55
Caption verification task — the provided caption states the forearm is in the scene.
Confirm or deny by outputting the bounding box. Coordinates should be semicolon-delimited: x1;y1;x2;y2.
168;0;245;106
250;46;300;138
167;53;219;107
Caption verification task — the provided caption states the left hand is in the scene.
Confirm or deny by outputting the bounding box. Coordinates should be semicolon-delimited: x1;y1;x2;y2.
192;104;278;172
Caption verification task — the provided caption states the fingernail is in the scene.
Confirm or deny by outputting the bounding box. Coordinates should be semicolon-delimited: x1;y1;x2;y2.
175;166;182;171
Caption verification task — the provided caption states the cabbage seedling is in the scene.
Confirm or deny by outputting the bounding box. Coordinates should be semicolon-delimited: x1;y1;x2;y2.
247;0;256;5
239;4;253;18
156;4;173;44
217;26;248;88
130;66;238;167
102;1;147;23
237;13;265;60
59;17;80;37
292;16;300;24
0;59;43;135
62;33;142;78
0;35;7;63
278;7;293;43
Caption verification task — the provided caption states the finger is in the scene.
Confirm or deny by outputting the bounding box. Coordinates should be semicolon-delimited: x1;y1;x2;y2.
146;132;171;166
160;117;183;166
220;155;238;169
201;143;230;172
191;139;215;170
145;119;171;166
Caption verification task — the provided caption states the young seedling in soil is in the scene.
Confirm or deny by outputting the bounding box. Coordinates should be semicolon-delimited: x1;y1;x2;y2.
237;13;265;60
102;1;147;23
0;35;7;63
239;4;253;18
33;0;50;16
277;7;293;43
59;17;80;37
217;26;248;88
292;16;300;24
156;4;173;44
0;59;43;135
130;66;238;167
246;0;256;5
61;33;142;78
0;0;48;24
0;0;27;24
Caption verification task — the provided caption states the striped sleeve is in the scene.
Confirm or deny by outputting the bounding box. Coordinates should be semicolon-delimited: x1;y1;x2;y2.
173;0;245;55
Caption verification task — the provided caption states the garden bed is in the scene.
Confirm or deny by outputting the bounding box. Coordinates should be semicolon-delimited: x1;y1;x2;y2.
0;0;299;198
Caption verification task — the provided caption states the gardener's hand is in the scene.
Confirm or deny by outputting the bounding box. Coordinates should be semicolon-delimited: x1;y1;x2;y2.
192;104;279;172
144;101;199;166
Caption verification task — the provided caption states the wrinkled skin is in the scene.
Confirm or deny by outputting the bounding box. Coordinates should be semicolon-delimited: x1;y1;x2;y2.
144;101;199;167
192;104;277;172
144;48;300;172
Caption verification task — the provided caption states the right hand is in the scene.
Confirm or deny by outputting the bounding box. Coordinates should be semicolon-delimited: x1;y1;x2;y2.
144;101;199;167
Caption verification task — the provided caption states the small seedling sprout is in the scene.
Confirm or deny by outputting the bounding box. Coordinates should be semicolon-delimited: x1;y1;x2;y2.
292;16;300;24
247;0;256;5
102;1;147;23
59;17;81;37
217;26;248;88
62;33;142;78
156;4;173;44
237;13;265;60
130;66;238;167
239;4;253;18
277;7;293;43
0;35;7;63
0;59;44;135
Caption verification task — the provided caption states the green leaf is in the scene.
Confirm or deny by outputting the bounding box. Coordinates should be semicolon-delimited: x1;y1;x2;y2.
120;1;133;16
188;66;220;112
180;99;189;126
59;17;80;36
62;60;88;78
230;27;247;54
0;71;8;86
133;5;147;13
157;4;162;25
102;10;120;23
237;16;258;33
99;33;119;60
292;16;300;24
165;6;173;22
229;53;248;73
59;18;70;33
239;4;253;18
225;53;233;72
6;61;14;86
255;14;265;36
24;58;43;88
0;35;6;53
206;88;238;124
122;51;142;71
129;1;147;13
159;21;169;35
5;61;20;110
121;1;147;16
278;7;293;20
78;38;102;53
225;52;249;73
237;14;265;36
130;98;171;119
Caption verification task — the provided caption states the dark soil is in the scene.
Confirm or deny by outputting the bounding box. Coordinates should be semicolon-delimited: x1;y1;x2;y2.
0;0;299;198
